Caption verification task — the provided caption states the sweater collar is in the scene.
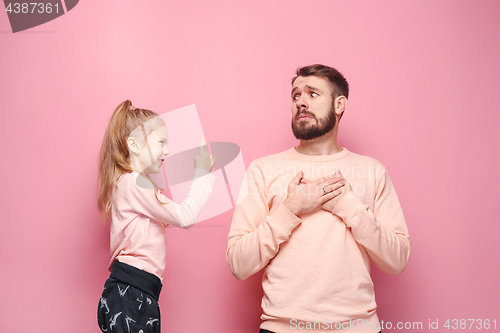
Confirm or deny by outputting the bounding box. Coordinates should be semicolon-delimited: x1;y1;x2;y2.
288;146;350;162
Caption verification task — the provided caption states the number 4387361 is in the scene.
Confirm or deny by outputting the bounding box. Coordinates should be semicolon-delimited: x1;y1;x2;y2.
444;319;496;330
6;3;60;14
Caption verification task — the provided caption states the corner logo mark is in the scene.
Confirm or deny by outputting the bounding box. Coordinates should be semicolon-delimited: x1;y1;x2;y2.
4;0;79;33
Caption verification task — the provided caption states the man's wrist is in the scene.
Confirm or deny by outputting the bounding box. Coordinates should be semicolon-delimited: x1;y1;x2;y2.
282;200;300;216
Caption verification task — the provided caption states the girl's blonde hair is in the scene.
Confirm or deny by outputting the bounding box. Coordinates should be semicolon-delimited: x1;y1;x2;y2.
97;100;168;222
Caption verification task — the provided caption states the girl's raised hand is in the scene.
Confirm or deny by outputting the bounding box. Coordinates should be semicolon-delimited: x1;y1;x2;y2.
194;137;216;172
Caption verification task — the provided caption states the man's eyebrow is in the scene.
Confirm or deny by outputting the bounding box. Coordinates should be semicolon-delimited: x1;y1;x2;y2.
291;85;321;95
304;85;320;92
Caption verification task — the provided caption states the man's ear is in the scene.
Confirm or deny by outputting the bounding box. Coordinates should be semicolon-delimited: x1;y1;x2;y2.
334;95;348;118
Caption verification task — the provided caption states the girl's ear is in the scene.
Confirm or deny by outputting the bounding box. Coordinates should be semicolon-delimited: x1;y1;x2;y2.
127;136;139;154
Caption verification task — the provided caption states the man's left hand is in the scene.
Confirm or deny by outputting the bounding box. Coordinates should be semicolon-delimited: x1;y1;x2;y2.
321;170;353;213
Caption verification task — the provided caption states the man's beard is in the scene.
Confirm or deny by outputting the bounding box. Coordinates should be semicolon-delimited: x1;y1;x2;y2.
291;106;336;140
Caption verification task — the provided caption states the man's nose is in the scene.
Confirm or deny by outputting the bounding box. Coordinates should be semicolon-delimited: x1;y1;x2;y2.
295;95;308;109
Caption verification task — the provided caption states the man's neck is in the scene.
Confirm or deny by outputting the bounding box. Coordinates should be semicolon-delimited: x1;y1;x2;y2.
295;130;341;156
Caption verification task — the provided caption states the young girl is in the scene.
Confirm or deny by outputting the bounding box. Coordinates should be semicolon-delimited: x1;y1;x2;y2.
96;100;216;333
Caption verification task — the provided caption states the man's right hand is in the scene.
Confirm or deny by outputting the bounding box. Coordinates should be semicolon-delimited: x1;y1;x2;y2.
283;171;345;216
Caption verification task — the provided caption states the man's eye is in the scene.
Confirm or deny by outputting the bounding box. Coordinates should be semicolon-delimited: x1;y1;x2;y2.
293;95;300;101
311;92;318;97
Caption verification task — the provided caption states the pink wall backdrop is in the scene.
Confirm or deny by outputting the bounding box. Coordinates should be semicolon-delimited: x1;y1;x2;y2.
1;0;499;332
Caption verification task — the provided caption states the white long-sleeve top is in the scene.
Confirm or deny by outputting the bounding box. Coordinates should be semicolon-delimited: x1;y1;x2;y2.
109;168;216;280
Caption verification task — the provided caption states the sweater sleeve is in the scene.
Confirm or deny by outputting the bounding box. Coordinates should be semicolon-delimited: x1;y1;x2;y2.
126;168;216;229
226;162;302;281
332;168;411;275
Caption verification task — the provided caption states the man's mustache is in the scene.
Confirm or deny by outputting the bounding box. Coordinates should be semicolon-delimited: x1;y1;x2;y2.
295;109;317;121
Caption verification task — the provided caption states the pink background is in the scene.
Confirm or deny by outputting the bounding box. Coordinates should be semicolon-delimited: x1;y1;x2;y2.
1;0;499;332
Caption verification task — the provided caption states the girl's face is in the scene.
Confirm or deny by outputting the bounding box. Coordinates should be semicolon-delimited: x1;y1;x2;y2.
134;125;169;175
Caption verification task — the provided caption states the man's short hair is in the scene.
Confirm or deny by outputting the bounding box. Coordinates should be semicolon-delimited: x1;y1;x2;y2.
292;64;349;100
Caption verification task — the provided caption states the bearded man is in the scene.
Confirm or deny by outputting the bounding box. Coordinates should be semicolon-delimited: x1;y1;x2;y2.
226;64;411;333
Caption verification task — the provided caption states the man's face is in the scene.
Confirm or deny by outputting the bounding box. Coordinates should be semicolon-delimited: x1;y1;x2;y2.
291;75;336;140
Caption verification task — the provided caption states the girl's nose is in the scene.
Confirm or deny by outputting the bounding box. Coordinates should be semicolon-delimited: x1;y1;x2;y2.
164;148;169;156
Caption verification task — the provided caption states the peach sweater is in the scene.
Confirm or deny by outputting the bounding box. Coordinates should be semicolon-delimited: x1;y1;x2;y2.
109;169;216;280
227;148;411;332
